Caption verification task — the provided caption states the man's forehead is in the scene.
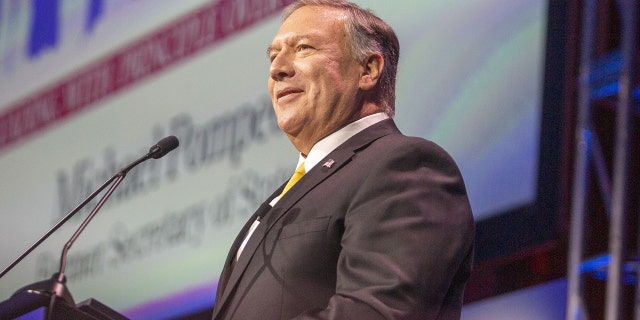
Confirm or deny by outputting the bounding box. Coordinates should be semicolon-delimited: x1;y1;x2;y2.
271;8;347;42
279;6;347;32
286;5;348;21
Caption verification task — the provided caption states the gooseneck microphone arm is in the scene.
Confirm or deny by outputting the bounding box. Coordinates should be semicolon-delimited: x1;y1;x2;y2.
0;136;179;282
56;172;125;284
0;172;119;280
55;135;179;283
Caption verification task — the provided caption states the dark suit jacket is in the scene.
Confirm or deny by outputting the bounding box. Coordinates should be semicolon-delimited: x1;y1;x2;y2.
212;119;475;320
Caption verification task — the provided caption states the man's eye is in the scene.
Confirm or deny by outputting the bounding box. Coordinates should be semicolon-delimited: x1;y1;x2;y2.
297;44;312;51
268;49;280;62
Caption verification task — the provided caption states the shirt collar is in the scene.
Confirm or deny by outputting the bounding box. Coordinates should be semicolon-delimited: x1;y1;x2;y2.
297;112;389;171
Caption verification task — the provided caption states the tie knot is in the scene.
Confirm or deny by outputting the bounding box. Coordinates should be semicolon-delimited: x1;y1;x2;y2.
294;162;305;175
281;162;305;196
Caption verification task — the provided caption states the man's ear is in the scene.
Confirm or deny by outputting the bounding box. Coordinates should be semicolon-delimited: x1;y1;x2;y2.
359;53;384;91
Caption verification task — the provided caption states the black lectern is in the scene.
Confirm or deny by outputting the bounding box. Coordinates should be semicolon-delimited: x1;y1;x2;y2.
0;274;128;320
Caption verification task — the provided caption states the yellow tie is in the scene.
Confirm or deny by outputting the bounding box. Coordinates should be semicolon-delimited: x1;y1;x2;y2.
281;162;305;196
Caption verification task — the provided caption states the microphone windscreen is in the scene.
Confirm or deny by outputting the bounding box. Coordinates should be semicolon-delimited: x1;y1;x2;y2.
150;135;179;159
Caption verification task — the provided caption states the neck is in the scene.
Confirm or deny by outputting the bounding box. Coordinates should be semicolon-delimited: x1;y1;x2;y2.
288;103;385;155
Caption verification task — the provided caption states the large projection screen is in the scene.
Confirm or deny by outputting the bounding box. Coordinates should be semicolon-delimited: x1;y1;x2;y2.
0;0;547;318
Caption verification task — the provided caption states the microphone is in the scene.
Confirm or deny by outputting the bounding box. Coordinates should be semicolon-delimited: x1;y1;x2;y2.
119;135;179;174
149;135;179;159
0;136;179;309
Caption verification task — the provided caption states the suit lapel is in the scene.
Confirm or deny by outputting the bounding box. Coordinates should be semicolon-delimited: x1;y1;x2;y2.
213;119;400;318
212;186;284;318
215;203;270;294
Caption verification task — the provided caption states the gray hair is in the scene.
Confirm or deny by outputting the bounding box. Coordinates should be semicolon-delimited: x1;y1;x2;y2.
282;0;400;117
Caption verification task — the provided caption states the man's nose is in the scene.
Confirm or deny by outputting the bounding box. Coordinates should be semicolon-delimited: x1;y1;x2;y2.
270;52;295;81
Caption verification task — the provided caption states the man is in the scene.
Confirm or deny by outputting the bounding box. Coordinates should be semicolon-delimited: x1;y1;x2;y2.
212;1;474;319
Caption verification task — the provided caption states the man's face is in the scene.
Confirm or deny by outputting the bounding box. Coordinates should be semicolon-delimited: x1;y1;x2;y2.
268;6;364;153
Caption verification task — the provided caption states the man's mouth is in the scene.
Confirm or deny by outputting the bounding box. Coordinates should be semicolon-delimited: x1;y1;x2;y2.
276;88;303;100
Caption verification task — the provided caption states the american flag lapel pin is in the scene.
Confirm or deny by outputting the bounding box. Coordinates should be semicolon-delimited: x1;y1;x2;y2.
323;159;335;168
